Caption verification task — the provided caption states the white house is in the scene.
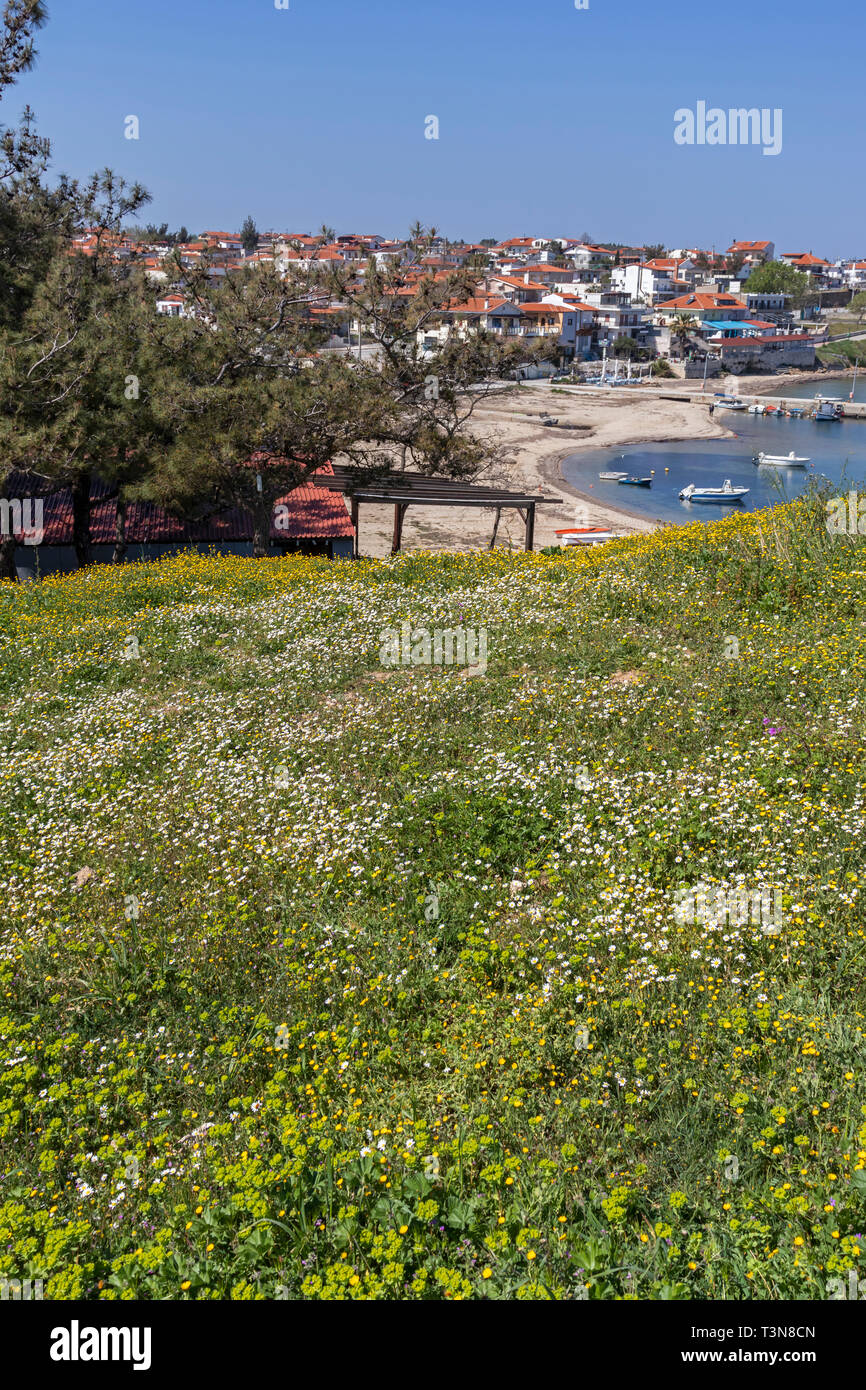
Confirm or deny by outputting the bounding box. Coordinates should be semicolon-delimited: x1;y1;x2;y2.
654;291;749;324
155;293;191;318
565;244;614;275
611;258;695;304
580;290;651;344
417;295;586;358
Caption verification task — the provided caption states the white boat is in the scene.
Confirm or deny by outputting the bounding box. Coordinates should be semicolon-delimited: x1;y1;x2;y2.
754;451;810;468
715;397;747;411
598;470;628;481
747;402;767;414
679;478;749;504
555;526;616;547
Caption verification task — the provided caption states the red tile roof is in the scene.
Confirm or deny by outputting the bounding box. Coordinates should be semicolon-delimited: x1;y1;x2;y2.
656;292;746;311
513;264;567;275
518;302;570;315
447;296;512;314
278;468;355;540
490;275;549;291
3;463;354;546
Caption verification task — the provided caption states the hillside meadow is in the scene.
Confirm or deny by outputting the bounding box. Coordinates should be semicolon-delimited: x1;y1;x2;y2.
1;492;865;1301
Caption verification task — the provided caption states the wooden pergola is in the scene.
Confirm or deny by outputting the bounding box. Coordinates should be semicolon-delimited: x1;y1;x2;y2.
315;465;559;555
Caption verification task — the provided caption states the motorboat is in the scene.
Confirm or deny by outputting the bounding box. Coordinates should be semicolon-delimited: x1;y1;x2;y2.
617;476;652;488
747;402;767;414
598;470;628;481
679;479;749;503
813;400;843;420
715;397;747;411
754;451;810;468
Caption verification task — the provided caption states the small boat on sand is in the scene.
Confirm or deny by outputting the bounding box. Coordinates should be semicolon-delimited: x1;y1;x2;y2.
555;527;616;547
617;476;652;488
679;479;749;504
754;451;810;468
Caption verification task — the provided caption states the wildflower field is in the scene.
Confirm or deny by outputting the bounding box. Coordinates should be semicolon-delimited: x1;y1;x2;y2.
2;493;866;1302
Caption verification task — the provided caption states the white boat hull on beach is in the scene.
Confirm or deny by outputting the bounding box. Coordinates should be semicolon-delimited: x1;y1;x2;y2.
555;527;617;546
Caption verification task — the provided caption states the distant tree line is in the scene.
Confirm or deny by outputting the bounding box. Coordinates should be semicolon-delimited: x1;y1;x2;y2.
126;222;192;245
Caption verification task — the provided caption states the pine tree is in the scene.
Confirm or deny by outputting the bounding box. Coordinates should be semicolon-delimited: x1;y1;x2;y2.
240;215;258;255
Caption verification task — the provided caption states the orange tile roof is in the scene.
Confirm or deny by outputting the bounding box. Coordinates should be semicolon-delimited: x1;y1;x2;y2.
447;296;511;314
519;302;570;315
491;275;549;291
656;292;746;311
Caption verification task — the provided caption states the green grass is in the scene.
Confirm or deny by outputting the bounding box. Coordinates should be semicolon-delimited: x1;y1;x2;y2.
1;491;866;1300
819;337;866;365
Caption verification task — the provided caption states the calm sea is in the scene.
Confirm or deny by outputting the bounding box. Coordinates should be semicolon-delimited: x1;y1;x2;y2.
562;379;866;525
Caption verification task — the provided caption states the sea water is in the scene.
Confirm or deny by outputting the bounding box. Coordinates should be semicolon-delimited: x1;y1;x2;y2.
563;382;866;526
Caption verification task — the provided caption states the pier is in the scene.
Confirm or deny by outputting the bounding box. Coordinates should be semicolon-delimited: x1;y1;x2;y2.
684;391;866;419
524;377;866;417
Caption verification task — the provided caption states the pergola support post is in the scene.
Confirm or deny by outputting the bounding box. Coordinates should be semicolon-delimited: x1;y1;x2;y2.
391;502;408;554
350;496;359;558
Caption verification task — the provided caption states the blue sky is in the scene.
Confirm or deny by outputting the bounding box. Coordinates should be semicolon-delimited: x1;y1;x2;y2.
7;0;864;253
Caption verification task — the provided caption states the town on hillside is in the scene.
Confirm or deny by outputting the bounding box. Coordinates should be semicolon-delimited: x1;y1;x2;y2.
117;227;849;377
